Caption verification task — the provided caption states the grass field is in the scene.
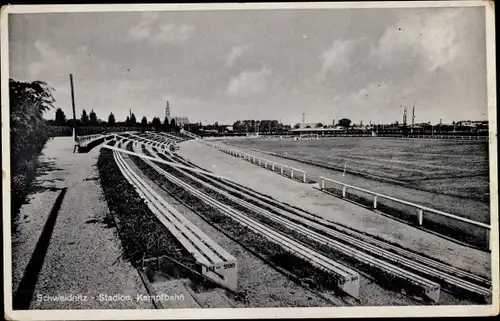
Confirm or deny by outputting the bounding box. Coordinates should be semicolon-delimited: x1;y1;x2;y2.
224;137;491;248
227;137;490;202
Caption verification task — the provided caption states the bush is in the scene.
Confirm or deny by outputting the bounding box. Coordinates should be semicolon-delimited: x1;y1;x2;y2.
10;78;55;222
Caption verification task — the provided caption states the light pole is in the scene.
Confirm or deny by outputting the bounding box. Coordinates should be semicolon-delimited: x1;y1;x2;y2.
70;74;77;141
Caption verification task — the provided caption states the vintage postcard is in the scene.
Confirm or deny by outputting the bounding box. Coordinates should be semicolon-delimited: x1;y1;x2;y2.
1;2;498;320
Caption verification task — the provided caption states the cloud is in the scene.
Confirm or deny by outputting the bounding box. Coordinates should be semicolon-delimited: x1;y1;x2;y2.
371;9;462;72
161;94;203;106
226;68;271;97
128;12;195;45
153;24;196;45
9;8;485;126
318;39;358;79
127;12;159;40
28;40;88;80
225;44;253;67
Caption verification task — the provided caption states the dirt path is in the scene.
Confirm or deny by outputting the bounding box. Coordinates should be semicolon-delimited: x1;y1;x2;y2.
11;137;153;310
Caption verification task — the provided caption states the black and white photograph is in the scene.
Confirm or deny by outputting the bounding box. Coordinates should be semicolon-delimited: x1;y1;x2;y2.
1;2;498;319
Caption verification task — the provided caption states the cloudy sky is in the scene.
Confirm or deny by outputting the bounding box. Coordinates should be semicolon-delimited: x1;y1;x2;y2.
9;6;488;125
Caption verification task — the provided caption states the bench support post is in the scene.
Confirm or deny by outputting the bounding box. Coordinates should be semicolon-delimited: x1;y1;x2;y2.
418;208;424;226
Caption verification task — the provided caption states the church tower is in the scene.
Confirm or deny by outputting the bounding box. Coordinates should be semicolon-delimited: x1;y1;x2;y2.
165;101;171;121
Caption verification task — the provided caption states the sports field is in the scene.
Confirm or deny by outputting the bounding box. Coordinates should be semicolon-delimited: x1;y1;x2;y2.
227;137;490;202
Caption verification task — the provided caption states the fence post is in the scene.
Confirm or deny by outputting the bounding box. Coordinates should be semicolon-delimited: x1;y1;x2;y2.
281;165;284;175
258;159;261;166
265;161;267;169
321;178;325;189
291;169;294;179
342;186;346;198
373;195;378;209
272;163;275;171
303;172;306;183
418;208;423;226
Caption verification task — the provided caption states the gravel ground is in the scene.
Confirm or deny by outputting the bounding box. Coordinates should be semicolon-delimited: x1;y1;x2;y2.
11;190;60;297
11;137;153;310
177;140;491;279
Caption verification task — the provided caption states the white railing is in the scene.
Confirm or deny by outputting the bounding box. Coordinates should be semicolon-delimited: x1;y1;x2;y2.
205;142;309;183
76;134;104;146
404;135;488;140
181;129;202;139
319;176;491;250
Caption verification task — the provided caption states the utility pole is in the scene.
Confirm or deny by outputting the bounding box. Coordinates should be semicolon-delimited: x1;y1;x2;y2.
69;74;77;141
412;105;415;127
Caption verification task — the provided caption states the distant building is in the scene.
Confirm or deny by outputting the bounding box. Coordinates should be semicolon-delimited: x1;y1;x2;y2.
173;116;189;126
456;120;488;127
298;122;318;129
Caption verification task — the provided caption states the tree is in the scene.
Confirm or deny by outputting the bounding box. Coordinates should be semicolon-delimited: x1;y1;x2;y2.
170;118;177;132
270;120;279;133
164;117;170;132
338;118;351;128
80;109;89;125
125;116;131;126
294;123;301;129
108;113;116;126
10;78;55;217
130;113;137;126
233;120;242;132
152;117;162;132
152;117;162;127
55;108;67;125
140;116;148;132
316;122;323;128
89;109;98;125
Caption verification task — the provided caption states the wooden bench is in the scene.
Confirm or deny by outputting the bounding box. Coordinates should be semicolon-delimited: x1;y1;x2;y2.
114;145;238;291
